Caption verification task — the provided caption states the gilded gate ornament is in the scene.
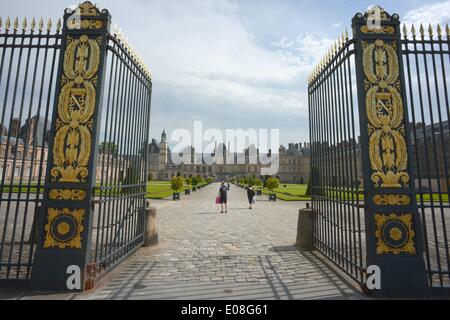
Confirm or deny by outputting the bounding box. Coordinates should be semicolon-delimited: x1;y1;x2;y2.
50;35;101;183
373;194;411;206
49;189;87;201
375;213;416;255
43;208;85;249
361;25;395;34
363;39;410;188
79;2;101;16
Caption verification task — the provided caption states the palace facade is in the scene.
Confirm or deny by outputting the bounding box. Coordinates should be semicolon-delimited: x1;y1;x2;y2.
147;130;312;183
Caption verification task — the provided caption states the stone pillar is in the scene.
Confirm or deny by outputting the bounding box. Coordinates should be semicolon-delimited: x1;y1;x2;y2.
296;208;315;251
144;204;158;247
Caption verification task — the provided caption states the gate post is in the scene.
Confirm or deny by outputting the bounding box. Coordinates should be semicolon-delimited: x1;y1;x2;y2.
352;6;429;297
30;2;110;291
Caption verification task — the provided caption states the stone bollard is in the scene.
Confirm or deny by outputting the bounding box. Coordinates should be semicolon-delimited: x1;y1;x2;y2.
296;207;316;251
144;202;158;247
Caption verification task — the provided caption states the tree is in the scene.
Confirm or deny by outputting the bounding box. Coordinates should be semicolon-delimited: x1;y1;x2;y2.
185;178;192;186
171;176;184;192
266;178;280;193
99;142;118;156
254;178;263;188
248;176;256;186
192;176;199;186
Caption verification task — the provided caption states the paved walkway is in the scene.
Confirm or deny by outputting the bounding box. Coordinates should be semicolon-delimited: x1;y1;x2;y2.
74;183;362;300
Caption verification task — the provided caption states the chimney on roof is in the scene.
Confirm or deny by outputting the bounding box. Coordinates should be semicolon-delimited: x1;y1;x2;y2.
9;118;20;138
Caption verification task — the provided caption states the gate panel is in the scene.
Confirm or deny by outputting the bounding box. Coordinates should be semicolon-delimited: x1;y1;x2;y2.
402;24;450;292
0;17;61;283
309;6;447;297
308;33;367;287
90;30;152;281
19;2;152;291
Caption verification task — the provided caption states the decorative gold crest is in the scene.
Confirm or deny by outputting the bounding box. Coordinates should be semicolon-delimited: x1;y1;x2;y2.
67;19;103;30
375;213;416;255
373;194;411;206
50;34;101;183
43;208;85;249
79;1;101;16
361;26;395;34
362;39;410;188
49;189;87;201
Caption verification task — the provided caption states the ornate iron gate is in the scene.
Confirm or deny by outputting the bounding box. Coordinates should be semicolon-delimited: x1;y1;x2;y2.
402;23;450;294
308;29;367;288
309;6;449;297
0;17;62;285
0;2;152;290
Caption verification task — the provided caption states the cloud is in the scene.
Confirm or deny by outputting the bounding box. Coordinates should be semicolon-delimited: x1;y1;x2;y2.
115;0;322;142
332;23;342;28
402;0;450;28
0;0;334;144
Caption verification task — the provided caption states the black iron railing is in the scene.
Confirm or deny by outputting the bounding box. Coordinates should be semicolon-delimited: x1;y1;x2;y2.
310;19;450;294
0;13;152;285
0;18;62;282
308;34;367;286
90;30;152;280
402;24;450;291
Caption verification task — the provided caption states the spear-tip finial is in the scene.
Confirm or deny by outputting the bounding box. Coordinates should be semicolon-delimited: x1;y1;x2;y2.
31;17;36;31
428;23;434;37
38;18;44;31
47;18;52;32
0;17;2;30
437;23;442;37
446;23;450;38
402;24;408;38
56;19;62;32
5;17;11;31
419;23;425;38
22;17;27;31
411;24;416;37
13;17;19;31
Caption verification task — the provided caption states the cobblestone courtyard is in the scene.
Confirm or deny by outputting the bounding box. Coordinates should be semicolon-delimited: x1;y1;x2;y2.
74;183;361;300
0;183;363;300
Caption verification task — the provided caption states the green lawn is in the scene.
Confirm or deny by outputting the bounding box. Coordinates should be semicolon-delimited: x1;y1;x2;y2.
1;182;447;203
260;184;310;201
255;183;449;203
146;181;209;199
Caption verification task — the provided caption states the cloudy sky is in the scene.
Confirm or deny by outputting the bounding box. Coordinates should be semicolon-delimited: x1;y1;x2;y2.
1;0;450;148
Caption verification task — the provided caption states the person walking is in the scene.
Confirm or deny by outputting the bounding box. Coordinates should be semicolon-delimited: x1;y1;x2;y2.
247;185;256;210
219;182;228;213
